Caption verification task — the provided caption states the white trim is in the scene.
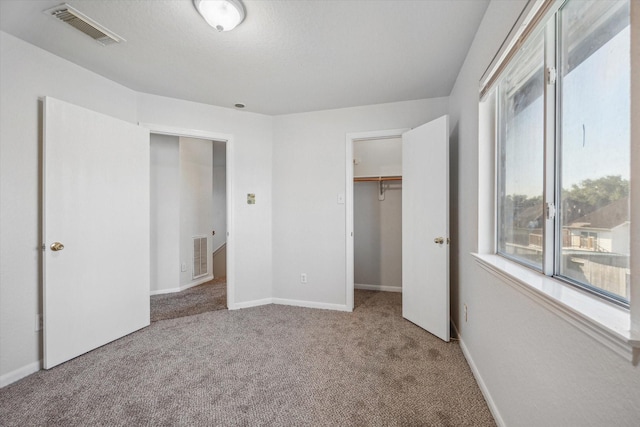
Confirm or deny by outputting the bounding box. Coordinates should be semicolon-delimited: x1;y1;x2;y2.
273;298;352;312
473;253;640;364
345;128;410;314
139;123;229;142
225;136;235;309
345;134;354;311
630;0;640;346
149;274;213;296
212;241;226;256
355;283;402;293
140;123;235;310
228;298;273;310
542;18;557;276
0;360;41;388
452;323;506;427
479;0;553;99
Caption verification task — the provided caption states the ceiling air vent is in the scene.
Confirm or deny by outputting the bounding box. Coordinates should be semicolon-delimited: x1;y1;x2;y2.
43;4;125;46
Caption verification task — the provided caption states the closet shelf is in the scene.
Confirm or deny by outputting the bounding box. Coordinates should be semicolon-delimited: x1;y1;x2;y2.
354;176;402;182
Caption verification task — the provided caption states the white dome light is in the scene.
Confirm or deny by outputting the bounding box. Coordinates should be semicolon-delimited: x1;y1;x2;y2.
194;0;245;32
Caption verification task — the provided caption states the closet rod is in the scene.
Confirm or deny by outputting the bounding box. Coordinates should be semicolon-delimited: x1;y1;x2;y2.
353;176;402;182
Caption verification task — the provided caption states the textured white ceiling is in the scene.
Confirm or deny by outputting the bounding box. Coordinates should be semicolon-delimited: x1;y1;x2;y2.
0;0;489;115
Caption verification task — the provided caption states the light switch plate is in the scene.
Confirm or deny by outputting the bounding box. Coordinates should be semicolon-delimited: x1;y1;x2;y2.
337;193;345;204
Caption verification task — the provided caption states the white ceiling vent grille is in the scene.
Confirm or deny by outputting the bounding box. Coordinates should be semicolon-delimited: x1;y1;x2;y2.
44;4;125;46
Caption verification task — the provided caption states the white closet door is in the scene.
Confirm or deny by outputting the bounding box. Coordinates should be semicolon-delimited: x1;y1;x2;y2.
402;115;450;342
43;97;150;369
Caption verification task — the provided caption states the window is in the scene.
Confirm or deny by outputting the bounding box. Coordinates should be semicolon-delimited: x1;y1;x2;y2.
497;30;545;270
496;0;630;305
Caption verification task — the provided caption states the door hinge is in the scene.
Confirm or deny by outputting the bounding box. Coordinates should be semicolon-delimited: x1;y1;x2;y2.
545;202;556;220
547;66;557;85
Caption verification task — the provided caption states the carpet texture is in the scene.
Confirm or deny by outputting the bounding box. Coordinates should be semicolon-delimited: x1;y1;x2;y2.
0;291;495;426
150;277;227;322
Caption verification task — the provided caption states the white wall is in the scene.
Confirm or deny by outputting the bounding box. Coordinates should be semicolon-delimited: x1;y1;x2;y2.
136;93;273;305
150;134;180;293
272;98;448;306
353;137;402;177
0;31;139;382
354;182;402;290
448;1;640;425
0;30;273;383
179;137;213;286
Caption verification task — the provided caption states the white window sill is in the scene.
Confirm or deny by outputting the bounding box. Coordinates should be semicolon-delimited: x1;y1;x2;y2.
472;253;639;364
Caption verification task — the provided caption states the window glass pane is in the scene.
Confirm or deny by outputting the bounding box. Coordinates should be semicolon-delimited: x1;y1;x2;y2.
558;0;630;301
497;31;545;269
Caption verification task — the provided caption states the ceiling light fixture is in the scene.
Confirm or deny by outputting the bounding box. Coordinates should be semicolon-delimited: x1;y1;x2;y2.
194;0;246;32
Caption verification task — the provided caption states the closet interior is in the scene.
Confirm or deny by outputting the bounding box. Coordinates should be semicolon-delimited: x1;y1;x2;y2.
353;137;403;293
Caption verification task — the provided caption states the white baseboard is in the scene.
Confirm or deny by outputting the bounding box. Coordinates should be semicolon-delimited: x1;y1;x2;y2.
1;360;41;388
272;298;351;312
452;323;505;427
150;274;213;295
229;297;351;312
228;298;273;310
355;283;402;293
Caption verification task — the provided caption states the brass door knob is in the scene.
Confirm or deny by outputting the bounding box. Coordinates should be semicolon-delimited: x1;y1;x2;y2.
434;237;444;245
50;242;65;251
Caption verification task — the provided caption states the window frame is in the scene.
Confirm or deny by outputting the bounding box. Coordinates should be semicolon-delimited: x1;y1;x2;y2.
495;22;547;273
494;0;631;308
476;0;639;363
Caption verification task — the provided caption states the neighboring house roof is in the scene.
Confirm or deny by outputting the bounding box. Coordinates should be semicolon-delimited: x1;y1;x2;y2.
567;197;629;230
514;203;543;228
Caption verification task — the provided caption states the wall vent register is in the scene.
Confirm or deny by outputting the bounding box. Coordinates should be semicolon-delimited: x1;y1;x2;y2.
192;236;208;279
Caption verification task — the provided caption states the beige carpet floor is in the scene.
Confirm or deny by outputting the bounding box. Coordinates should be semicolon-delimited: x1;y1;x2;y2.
150;277;227;322
0;290;495;426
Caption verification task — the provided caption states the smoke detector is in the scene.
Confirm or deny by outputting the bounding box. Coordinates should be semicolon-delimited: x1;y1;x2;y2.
43;4;125;46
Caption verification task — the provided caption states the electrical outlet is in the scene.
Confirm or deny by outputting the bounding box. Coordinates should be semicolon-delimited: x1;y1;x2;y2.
181;262;187;272
35;314;43;331
300;273;308;284
464;304;468;323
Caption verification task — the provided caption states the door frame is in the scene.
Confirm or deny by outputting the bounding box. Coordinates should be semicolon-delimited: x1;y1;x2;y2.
345;128;409;311
141;123;236;309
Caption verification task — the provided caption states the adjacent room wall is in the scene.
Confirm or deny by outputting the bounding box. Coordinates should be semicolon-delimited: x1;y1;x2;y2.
0;31;139;383
448;1;640;425
150;134;180;294
272;98;448;307
179;137;214;286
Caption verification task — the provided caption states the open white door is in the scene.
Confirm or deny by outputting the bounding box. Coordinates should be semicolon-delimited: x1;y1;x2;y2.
43;97;150;369
402;115;450;341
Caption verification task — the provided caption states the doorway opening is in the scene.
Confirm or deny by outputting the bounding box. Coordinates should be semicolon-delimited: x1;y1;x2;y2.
346;117;450;342
145;124;235;319
346;129;408;311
